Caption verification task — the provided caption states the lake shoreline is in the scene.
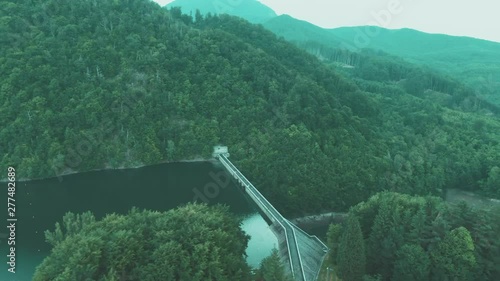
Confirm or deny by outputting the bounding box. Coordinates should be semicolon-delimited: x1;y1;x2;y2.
290;212;348;229
0;157;215;183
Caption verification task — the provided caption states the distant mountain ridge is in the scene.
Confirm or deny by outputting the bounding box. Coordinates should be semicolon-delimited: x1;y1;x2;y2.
260;16;500;105
328;25;500;59
164;1;500;105
166;0;277;23
262;15;343;46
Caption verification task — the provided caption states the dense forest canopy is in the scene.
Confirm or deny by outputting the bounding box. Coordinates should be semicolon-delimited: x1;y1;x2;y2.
168;2;500;106
328;192;500;281
33;204;291;281
1;0;500;220
3;0;500;280
262;15;500;106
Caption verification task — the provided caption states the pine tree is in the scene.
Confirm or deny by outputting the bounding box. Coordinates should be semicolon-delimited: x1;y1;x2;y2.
256;249;292;281
327;223;343;261
430;227;476;281
392;244;430;281
367;199;393;275
337;215;366;281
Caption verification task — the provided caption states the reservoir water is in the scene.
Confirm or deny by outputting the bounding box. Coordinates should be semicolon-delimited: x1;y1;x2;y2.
0;161;278;280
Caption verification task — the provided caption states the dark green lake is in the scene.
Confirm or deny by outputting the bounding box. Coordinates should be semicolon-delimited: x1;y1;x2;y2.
0;161;277;280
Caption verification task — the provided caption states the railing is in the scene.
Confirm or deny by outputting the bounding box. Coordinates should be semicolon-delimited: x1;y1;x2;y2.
218;154;306;281
289;222;307;281
290;221;329;250
290;221;328;280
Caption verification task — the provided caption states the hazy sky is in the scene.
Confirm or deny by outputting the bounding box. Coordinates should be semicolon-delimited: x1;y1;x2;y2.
153;0;500;43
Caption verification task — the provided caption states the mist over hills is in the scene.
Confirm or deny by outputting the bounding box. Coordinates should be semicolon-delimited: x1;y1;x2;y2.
164;1;500;105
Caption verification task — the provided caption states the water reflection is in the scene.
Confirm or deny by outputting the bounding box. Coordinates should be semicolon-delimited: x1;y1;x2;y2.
241;213;278;268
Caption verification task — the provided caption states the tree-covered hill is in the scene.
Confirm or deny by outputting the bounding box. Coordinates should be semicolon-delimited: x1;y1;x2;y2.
296;42;500;115
33;204;254;280
34;203;293;280
327;192;500;281
163;1;500;105
328;27;500;103
259;15;500;106
1;0;500;217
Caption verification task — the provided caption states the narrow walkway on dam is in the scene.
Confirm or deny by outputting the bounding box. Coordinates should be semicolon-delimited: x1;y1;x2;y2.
214;146;328;281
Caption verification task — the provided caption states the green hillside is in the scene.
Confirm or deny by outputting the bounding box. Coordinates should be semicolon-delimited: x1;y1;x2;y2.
330;26;500;58
2;0;500;219
329;192;500;281
163;1;500;106
260;16;500;106
329;27;500;102
33;204;256;280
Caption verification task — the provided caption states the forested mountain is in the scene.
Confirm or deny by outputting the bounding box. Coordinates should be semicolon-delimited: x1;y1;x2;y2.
260;15;500;106
166;0;277;23
2;0;500;220
296;43;500;115
164;2;500;107
329;27;500;105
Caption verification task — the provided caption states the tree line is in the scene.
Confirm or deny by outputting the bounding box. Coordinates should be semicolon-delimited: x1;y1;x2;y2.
327;192;500;281
1;0;500;218
34;203;292;281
